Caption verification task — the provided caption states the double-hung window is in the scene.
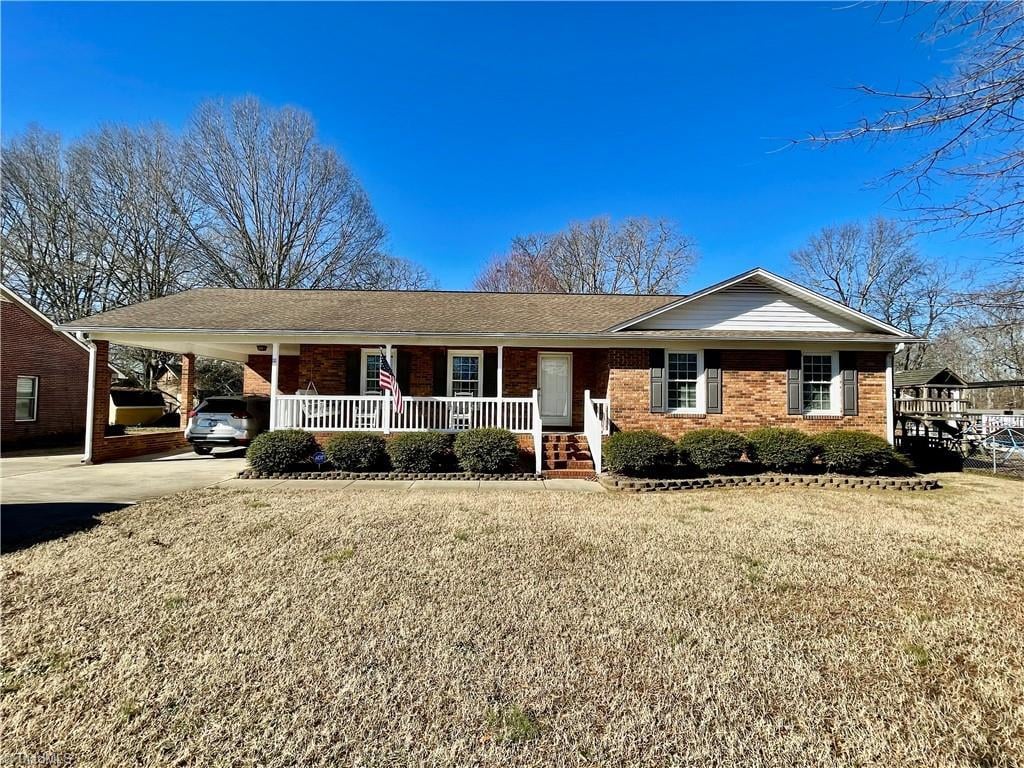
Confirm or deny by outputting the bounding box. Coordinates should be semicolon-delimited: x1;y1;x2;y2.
360;350;384;395
448;351;482;396
16;376;38;421
802;353;837;414
667;351;703;413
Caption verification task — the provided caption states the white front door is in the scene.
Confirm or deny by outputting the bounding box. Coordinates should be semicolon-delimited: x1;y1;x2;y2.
538;352;572;426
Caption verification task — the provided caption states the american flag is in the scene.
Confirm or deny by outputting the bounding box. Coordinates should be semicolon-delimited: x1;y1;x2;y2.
378;350;403;413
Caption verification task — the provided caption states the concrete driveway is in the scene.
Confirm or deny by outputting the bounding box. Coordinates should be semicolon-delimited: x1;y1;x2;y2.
1;448;247;552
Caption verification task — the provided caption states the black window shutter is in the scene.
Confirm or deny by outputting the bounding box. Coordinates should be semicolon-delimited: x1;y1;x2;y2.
432;350;447;396
649;348;666;413
786;350;803;415
344;350;361;395
705;350;722;414
839;351;858;416
397;350;412;394
483;351;498;397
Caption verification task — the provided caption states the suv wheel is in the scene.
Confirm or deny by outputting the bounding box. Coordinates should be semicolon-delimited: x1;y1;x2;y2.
193;445;213;456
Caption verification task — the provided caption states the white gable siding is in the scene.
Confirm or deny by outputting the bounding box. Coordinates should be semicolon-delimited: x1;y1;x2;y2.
632;284;867;332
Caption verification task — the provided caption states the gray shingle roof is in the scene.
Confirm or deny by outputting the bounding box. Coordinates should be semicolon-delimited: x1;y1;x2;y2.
63;288;679;335
894;367;967;387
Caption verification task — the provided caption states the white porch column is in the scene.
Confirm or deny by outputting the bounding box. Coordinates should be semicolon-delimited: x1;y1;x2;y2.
269;342;280;430
532;388;543;475
497;344;504;428
885;351;895;445
383;343;393;434
82;337;97;464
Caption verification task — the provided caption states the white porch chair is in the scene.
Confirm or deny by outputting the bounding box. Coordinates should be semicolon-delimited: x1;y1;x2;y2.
448;392;476;431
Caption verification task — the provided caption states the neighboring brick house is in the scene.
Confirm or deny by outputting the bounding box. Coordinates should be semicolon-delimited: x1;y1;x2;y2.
61;268;918;470
1;285;90;450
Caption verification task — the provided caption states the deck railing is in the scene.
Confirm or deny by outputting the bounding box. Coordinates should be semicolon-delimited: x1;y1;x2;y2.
895;397;972;415
274;394;538;434
583;390;611;473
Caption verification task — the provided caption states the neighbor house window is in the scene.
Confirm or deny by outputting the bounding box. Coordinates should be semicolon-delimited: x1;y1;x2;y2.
448;351;482;396
667;351;703;412
802;353;836;413
15;376;38;421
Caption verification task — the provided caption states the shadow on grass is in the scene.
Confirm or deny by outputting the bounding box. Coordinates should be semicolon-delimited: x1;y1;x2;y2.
1;502;131;553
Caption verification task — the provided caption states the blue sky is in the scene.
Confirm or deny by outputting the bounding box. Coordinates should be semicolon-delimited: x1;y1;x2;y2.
1;2;989;290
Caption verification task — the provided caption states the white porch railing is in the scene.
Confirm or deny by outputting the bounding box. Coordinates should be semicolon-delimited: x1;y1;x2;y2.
274;394;537;433
583;390;611;474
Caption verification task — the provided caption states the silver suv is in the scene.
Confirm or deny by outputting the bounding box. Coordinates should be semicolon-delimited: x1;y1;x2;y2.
185;395;270;455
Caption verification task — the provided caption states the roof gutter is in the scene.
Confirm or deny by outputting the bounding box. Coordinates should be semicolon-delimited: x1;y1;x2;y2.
57;325;924;343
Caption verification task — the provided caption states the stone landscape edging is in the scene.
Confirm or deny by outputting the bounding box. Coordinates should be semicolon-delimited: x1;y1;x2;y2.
238;469;539;481
599;473;941;492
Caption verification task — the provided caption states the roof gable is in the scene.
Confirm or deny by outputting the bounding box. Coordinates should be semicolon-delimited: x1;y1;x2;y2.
610;268;914;337
1;284;90;354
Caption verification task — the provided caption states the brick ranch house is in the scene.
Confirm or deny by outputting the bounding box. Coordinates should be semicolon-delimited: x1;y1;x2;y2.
1;284;92;451
60;268;918;473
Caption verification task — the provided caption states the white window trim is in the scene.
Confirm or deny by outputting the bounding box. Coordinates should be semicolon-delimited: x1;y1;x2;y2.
15;375;39;422
665;349;705;414
359;348;392;396
447;350;483;397
801;349;841;416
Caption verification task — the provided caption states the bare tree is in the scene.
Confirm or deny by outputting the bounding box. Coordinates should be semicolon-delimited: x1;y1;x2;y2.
804;2;1024;264
475;216;697;294
791;217;968;368
1;126;115;322
180;97;426;290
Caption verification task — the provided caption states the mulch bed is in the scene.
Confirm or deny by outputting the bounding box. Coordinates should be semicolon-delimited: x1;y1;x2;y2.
599;473;941;492
237;469;539;480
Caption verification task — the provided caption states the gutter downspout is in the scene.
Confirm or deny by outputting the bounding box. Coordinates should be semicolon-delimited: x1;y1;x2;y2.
886;349;896;446
79;333;97;464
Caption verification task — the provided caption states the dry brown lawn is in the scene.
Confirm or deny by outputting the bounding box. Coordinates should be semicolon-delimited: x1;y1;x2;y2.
3;474;1023;767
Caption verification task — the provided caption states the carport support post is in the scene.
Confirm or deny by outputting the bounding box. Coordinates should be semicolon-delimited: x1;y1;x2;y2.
179;353;196;428
269;342;280;430
82;337;97;464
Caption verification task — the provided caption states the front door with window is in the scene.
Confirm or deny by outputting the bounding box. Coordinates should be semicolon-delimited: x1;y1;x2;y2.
538;352;572;426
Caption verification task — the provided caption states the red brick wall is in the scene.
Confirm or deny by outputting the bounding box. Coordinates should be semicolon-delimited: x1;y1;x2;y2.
608;348;889;439
243;354;300;395
1;297;89;450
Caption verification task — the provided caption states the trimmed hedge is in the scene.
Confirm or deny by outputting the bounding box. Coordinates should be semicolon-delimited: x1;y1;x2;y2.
387;431;454;473
324;432;389;472
817;430;911;475
454;428;520;474
603;430;677;477
676;429;748;473
246;429;319;474
746;427;820;472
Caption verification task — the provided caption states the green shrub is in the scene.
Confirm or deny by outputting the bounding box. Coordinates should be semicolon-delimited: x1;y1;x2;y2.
454;428;520;474
746;427;820;472
817;430;911;475
386;431;454;472
676;429;748;473
603;430;678;477
323;432;389;472
246;429;319;474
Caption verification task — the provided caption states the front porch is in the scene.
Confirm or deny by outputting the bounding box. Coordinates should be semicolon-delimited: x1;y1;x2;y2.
249;343;611;473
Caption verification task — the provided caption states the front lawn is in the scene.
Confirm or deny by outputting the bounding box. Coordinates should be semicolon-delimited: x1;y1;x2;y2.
3;475;1022;766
